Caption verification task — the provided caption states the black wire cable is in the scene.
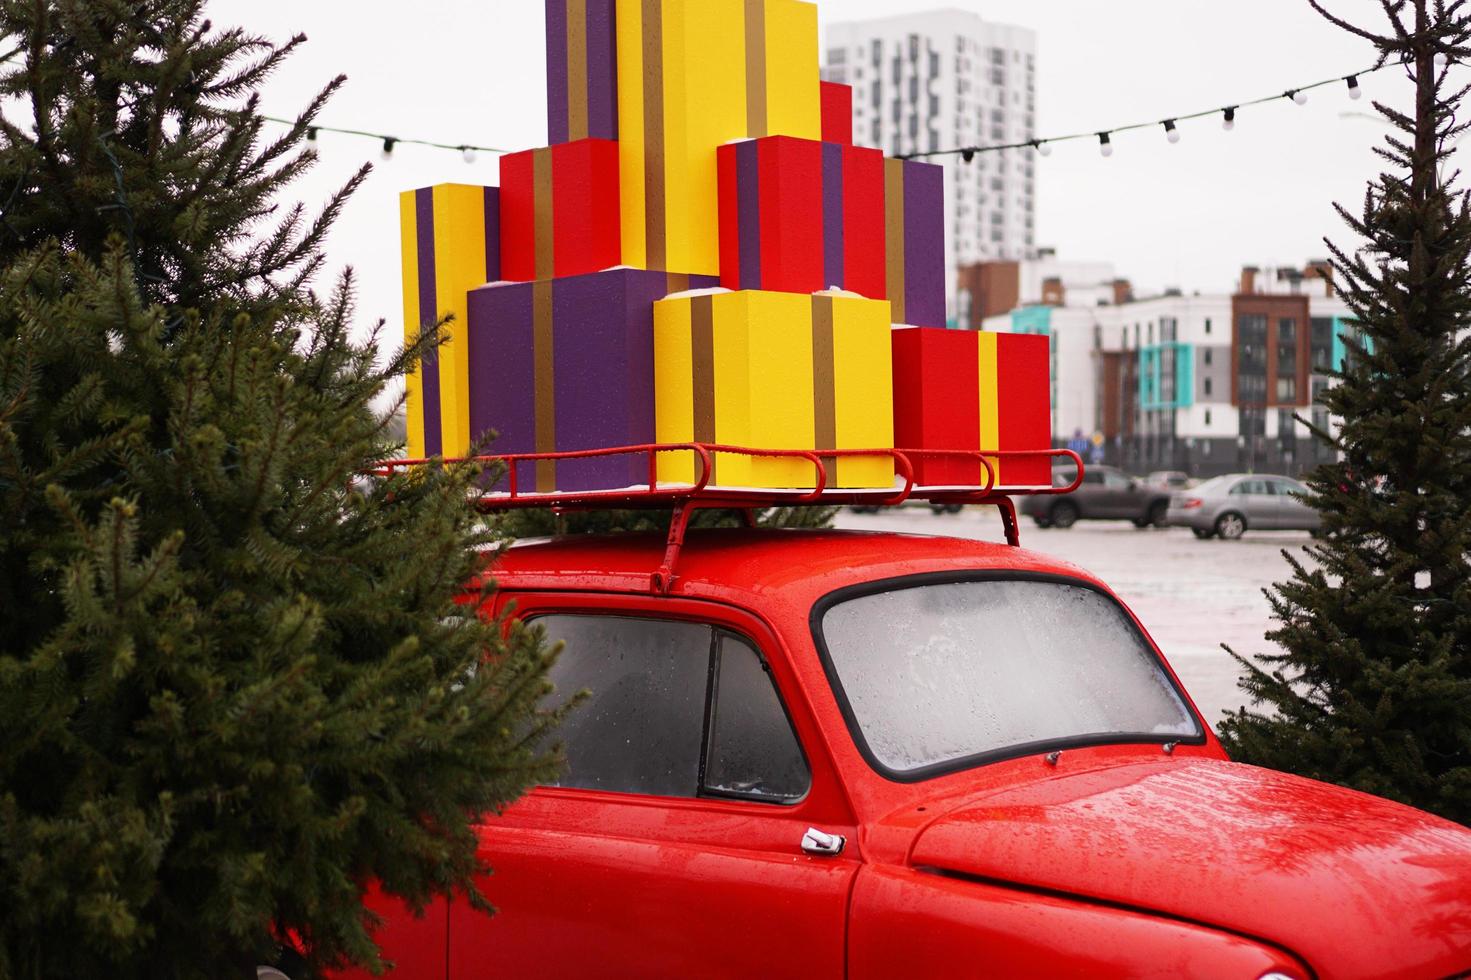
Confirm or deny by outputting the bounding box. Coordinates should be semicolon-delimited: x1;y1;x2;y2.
256;61;1389;162
899;63;1389;160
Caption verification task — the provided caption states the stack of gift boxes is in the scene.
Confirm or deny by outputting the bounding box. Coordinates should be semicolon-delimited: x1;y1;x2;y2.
399;0;1051;494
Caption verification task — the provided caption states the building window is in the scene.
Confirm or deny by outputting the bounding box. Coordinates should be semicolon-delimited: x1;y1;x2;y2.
1204;318;1212;335
1277;318;1299;402
1205;408;1213;426
1204;348;1213;366
1204;377;1213;397
828;48;847;65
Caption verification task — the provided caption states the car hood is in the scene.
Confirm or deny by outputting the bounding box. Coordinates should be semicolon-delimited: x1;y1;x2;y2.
909;757;1471;979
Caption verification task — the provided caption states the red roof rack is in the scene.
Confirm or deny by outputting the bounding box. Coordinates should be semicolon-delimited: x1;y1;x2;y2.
371;444;1084;594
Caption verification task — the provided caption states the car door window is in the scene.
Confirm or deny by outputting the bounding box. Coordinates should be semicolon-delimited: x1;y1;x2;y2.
1103;472;1132;490
1081;471;1104;486
705;633;809;801
1231;479;1267;496
536;615;810;804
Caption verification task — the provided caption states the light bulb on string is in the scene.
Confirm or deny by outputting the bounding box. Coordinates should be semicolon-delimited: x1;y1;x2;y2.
1288;89;1307;105
1347;75;1362;100
1164;119;1180;144
306;126;318;143
461;145;477;164
961;148;976;163
381;137;397;161
1223;106;1236;131
1032;139;1051;157
1098;132;1113;157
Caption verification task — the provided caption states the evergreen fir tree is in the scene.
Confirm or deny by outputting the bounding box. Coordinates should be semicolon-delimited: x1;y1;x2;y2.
0;2;567;976
1219;0;1471;823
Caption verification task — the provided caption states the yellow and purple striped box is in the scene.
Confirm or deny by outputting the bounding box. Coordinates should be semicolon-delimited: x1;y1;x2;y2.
399;184;500;459
616;0;821;277
654;288;894;489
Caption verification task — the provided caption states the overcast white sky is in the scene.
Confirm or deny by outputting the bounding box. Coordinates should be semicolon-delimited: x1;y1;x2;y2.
203;0;1420;340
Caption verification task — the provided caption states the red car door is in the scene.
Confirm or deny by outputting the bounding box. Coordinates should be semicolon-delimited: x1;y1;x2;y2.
447;595;859;979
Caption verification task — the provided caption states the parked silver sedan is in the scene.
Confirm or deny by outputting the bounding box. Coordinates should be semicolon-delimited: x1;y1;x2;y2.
1165;473;1323;540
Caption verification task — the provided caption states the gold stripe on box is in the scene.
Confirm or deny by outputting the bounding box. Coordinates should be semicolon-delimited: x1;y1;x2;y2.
642;0;667;268
533;280;558;492
567;0;589;141
744;0;768;138
533;149;556;280
884;158;907;325
811;294;837;471
690;293;718;484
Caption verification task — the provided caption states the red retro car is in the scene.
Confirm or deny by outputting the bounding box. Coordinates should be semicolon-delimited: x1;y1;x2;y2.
320;448;1471;980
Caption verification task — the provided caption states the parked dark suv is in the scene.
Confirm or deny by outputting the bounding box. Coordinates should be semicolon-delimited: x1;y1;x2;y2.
1019;464;1172;529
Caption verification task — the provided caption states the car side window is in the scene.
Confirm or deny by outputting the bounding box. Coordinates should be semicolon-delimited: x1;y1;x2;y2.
1103;471;1131;489
1082;471;1105;486
705;633;809;801
536;615;810;804
1230;479;1265;496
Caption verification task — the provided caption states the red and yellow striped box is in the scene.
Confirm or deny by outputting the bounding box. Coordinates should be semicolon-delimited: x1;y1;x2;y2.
500;139;621;282
399;183;500;459
654;288;894;489
891;328;1052;490
616;0;821;277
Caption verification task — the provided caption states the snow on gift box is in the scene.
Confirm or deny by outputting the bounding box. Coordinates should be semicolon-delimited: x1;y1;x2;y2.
399;183;500;459
466;269;719;494
653;288;894;490
891;327;1053;490
716;136;945;327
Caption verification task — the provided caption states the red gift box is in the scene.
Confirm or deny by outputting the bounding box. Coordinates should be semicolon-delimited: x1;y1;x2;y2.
716;136;942;326
821;81;853;146
500;138;621;281
891;328;1052;489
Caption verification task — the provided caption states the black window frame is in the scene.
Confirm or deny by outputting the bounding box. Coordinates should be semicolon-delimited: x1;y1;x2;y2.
808;571;1207;784
530;612;812;806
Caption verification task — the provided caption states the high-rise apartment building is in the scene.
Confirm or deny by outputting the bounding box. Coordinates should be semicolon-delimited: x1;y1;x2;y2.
823;9;1038;322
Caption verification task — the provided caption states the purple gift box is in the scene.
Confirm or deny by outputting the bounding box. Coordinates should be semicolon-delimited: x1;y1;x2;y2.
468;268;718;493
545;0;618;144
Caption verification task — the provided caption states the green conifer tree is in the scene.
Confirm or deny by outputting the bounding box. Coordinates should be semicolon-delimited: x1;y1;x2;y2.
1219;0;1471;823
0;2;566;975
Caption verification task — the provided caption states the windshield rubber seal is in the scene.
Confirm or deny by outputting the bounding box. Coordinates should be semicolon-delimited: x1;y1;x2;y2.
808;570;1208;784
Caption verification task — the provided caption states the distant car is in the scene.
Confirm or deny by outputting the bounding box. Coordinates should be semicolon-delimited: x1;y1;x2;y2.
1166;473;1323;540
1146;470;1192;491
1018;464;1172;530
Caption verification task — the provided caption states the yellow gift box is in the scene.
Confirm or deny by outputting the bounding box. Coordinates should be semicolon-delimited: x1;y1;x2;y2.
617;0;821;277
654;289;894;488
399;184;499;459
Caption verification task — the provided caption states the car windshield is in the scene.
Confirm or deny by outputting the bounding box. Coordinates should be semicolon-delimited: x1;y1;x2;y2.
816;579;1202;778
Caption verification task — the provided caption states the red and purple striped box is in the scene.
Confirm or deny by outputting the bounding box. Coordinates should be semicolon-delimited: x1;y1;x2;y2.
500;138;621;282
716;136;945;327
466;269;718;493
545;0;618;144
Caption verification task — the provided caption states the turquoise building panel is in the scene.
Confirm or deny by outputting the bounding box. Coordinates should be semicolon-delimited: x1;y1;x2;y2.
1138;342;1194;410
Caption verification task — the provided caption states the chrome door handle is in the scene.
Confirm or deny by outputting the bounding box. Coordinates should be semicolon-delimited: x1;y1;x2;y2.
801;827;846;857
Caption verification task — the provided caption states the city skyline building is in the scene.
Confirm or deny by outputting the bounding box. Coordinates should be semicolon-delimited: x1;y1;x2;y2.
823;8;1038;323
981;260;1354;478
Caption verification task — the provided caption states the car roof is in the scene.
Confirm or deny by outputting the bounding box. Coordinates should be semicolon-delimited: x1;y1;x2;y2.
488;528;1106;609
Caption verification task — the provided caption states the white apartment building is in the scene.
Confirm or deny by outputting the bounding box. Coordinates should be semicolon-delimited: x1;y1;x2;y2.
982;265;1354;478
823;10;1038;322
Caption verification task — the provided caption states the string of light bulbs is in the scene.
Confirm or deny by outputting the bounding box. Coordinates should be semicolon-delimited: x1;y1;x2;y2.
904;64;1387;162
260;115;510;162
259;61;1388;164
